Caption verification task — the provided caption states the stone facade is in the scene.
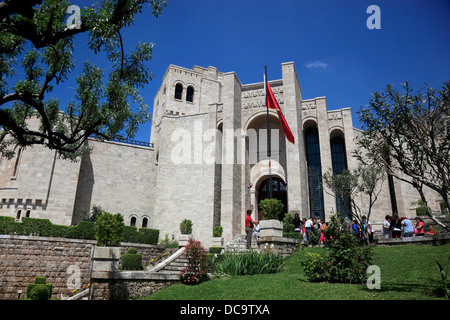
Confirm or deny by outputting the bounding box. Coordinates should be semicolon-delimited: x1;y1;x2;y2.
0;235;165;300
0;62;444;249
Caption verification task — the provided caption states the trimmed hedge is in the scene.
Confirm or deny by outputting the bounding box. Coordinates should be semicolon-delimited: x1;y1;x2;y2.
27;277;52;300
121;247;143;270
0;216;159;245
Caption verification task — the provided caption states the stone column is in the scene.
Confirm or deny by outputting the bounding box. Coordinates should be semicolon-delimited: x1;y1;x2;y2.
281;62;309;218
220;72;243;244
316;97;335;218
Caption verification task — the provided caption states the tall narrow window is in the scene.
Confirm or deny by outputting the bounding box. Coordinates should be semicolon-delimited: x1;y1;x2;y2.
305;128;324;220
12;147;22;177
130;216;136;227
25;210;31;218
186;86;194;102
174;83;183;100
142;217;148;229
330;136;351;218
16;209;21;221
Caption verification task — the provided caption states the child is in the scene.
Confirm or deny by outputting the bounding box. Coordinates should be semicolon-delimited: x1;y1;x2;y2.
319;219;327;244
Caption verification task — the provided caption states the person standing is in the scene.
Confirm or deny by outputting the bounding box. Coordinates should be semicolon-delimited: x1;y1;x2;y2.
361;215;373;244
304;217;313;244
382;215;391;239
245;210;255;249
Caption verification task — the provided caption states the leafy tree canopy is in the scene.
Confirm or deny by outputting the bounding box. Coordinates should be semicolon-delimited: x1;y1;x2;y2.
0;0;166;160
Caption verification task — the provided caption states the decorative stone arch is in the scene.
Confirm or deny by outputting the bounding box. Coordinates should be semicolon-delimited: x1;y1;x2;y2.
329;126;345;140
302;117;318;130
185;83;197;103
129;215;138;227
141;215;150;229
173;81;185;100
249;159;287;218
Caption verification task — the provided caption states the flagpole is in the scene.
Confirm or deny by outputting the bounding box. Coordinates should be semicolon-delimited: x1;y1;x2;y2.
264;65;272;199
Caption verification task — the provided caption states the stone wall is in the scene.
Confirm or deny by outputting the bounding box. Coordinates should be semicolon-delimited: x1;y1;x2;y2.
0;235;165;300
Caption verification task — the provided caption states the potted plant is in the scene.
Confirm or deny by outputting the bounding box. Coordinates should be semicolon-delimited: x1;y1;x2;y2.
179;219;193;247
92;212;125;276
212;225;223;246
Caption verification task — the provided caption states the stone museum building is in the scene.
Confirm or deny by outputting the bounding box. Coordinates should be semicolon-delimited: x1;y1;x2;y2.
0;62;442;247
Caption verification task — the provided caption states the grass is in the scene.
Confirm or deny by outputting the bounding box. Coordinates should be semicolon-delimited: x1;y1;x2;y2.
141;244;450;300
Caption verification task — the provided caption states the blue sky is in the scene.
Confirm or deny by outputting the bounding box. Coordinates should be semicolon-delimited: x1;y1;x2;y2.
28;0;450;142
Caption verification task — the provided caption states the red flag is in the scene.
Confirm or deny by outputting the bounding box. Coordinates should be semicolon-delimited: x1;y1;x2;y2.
264;76;295;144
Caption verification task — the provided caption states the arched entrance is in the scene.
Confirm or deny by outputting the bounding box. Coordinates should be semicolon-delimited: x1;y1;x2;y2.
257;176;288;220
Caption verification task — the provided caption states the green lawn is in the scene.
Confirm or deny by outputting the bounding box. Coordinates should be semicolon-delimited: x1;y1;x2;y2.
141;244;450;300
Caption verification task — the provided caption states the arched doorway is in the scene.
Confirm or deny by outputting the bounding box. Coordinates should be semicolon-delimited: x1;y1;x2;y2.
257;177;288;220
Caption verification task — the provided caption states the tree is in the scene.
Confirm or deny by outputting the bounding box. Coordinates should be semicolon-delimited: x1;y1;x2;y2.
356;81;450;231
0;0;166;160
259;198;284;221
322;164;385;242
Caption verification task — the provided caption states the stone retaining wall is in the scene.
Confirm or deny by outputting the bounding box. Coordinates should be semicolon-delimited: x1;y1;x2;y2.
0;235;165;300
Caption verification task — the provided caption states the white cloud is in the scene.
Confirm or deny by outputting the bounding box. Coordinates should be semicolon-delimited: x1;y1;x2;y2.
305;61;329;69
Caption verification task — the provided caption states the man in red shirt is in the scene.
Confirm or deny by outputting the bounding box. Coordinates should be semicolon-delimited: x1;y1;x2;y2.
245;210;256;249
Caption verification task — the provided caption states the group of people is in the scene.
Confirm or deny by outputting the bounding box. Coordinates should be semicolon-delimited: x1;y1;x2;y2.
291;213;374;245
382;215;428;239
245;209;431;249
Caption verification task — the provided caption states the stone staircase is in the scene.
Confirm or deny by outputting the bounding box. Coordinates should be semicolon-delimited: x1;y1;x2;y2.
147;246;189;274
224;234;261;253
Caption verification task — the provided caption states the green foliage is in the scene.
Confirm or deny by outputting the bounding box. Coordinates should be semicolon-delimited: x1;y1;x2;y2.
128;247;138;254
94;212;124;247
122;248;143;270
301;215;374;284
29;285;50;301
180;219;193;235
211;251;286;276
0;216;158;244
27;277;52;300
213;226;223;237
180;239;209;285
259;198;284;221
416;206;426;216
435;254;450;299
208;247;224;254
0;0;167;160
159;234;178;248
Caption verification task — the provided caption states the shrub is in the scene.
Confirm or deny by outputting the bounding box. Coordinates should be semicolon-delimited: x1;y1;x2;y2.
259;198;284;221
209;247;224;254
22;218;52;236
71;221;96;240
180;238;209;285
122;247;143;270
213;226;223;237
94;212;124;247
29;285;50;300
138;228;159;245
301;252;328;282
27;277;52;300
180;219;193;235
301;216;374;284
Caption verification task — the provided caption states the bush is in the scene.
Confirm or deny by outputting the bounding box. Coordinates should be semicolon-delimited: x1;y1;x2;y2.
94;212;124;247
180;219;193;235
29;285;50;300
180;238;209;285
27;277;52;300
138;228;159;245
0;215;159;245
259;198;284;221
213;226;223;237
301;216;374;284
209;247;224;254
22;217;52;236
416;206;426;216
122;247;143;270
